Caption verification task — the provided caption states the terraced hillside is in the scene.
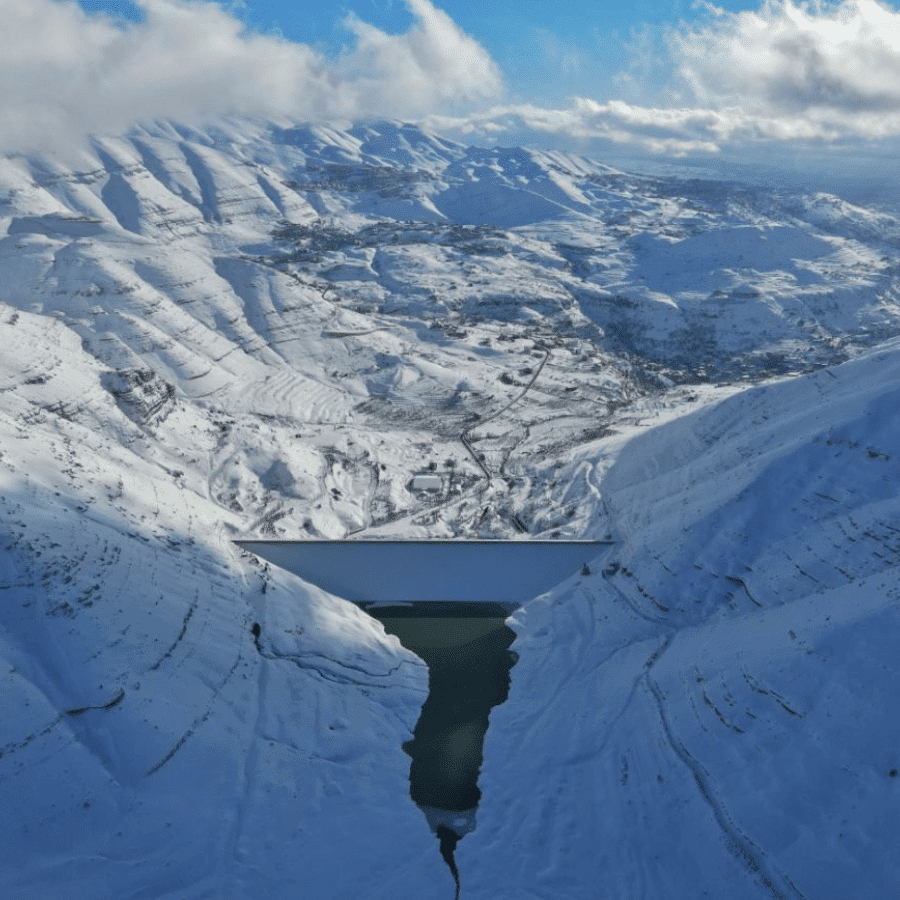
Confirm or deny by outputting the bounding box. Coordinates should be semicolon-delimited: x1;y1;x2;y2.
1;118;898;898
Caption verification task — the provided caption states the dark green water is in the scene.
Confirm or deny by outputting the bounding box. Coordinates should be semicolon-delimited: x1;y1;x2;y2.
366;602;517;813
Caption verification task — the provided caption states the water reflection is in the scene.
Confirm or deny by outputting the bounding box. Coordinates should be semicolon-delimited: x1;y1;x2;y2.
366;603;517;820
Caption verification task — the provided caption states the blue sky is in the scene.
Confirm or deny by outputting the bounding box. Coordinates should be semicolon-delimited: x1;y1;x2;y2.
5;0;900;174
77;0;762;105
262;0;695;102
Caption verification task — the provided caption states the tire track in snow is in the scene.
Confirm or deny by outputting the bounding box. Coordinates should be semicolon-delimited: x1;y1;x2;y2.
459;346;551;479
256;643;417;689
217;616;267;882
146;592;198;672
145;650;245;777
644;654;806;900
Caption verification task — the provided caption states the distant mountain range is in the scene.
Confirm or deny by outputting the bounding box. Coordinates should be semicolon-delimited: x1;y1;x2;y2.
1;118;897;898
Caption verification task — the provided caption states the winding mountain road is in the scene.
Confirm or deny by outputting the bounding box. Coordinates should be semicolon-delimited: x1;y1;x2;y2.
459;346;550;480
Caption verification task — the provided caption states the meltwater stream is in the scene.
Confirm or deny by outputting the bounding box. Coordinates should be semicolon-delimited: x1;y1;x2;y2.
236;540;603;894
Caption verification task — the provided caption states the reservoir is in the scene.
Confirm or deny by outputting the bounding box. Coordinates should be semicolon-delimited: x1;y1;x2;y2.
368;601;516;815
237;540;603;882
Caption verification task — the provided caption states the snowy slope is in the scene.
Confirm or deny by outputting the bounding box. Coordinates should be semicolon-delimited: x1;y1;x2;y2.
4;116;899;541
0;309;450;899
1;117;899;898
462;344;900;899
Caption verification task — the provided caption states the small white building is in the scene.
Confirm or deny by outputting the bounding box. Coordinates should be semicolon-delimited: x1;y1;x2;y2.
411;474;444;492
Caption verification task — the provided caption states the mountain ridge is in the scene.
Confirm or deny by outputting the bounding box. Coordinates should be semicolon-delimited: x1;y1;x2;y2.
1;116;898;898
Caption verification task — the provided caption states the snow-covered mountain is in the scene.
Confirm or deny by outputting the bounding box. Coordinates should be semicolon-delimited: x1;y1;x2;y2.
1;117;898;898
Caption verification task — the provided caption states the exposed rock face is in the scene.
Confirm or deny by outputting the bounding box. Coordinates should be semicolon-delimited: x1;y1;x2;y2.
103;368;175;425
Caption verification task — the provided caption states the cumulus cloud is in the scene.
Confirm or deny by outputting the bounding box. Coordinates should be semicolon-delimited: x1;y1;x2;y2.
434;0;900;158
430;96;847;159
5;0;900;164
428;101;731;157
331;0;502;115
0;0;503;154
670;0;900;117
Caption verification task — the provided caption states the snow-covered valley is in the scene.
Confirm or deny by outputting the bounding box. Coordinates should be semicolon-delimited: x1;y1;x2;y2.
1;117;898;898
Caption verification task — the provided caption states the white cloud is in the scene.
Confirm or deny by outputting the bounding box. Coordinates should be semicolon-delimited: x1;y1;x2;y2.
671;0;900;117
432;1;900;158
4;0;900;167
334;0;502;113
428;101;733;157
0;0;503;155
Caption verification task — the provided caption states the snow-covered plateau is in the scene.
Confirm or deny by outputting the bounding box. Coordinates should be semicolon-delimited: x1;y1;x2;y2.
0;117;898;898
